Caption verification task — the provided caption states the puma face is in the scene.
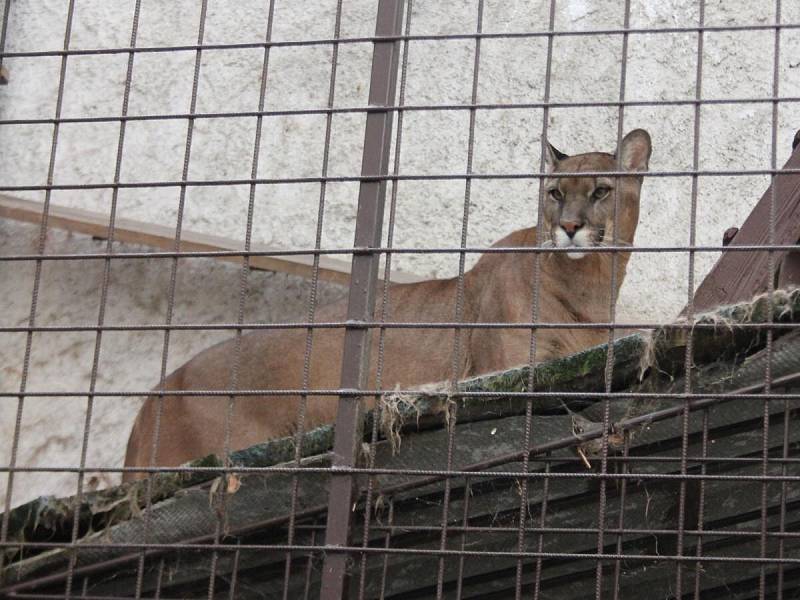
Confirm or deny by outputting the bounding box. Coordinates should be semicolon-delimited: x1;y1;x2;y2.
547;173;614;260
541;129;652;260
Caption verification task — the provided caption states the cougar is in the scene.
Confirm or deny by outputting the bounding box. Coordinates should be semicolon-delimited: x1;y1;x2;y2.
123;129;652;480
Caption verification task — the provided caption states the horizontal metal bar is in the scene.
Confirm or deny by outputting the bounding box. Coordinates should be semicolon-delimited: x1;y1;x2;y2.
2;244;800;264
302;523;800;540
7;538;800;600
528;454;800;465
2;389;800;401
7;594;177;600
5;541;800;597
0;539;798;566
2;320;800;334
3;22;800;59
4;453;800;476
10;453;800;477
2;388;800;399
1;168;799;193
5;523;800;555
3;464;799;483
2;95;799;127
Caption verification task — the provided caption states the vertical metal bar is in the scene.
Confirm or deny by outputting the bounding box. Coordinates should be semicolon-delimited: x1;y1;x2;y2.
692;409;710;599
531;3;558;596
515;0;557;596
357;1;413;597
302;523;319;600
760;2;782;597
676;2;706;595
207;2;277;597
377;499;395;600
611;434;630;599
776;380;792;593
0;0;76;584
777;400;791;600
134;2;209;597
227;541;241;600
319;2;405;598
63;2;142;597
285;3;344;595
532;454;552;600
454;477;472;600
153;557;165;600
435;5;484;597
595;1;631;596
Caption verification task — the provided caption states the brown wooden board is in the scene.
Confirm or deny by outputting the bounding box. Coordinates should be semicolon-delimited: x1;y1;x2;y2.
0;194;422;285
689;143;800;313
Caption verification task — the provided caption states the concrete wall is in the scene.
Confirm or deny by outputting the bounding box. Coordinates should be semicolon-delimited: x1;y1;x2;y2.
1;0;798;507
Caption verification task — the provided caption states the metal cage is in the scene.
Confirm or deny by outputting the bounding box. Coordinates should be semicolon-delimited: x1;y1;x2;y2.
1;0;799;598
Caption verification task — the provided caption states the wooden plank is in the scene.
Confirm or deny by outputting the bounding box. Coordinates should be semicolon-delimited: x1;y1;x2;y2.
689;144;800;313
0;194;423;285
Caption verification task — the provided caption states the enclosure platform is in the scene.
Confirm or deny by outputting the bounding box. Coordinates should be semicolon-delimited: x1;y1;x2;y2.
2;289;800;598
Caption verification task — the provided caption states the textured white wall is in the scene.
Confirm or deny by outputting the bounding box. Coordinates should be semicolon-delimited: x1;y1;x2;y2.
1;0;799;507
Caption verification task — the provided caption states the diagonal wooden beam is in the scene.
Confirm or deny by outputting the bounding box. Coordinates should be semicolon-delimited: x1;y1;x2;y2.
0;194;422;285
688;136;800;313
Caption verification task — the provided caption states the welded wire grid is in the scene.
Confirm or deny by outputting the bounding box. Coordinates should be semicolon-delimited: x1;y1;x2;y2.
0;1;799;599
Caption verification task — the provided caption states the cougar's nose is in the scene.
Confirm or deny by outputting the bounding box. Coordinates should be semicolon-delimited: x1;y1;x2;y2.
561;221;583;239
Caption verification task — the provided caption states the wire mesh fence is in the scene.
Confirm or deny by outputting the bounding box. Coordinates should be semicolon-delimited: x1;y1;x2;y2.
0;0;799;598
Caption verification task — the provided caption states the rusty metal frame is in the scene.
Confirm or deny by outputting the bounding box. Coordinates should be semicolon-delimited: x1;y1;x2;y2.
319;1;405;597
1;1;800;599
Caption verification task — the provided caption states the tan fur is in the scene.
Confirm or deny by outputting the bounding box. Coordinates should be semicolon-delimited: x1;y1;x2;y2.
123;130;652;481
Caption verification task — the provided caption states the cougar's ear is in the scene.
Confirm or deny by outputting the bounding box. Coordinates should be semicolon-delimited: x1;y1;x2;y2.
544;141;568;173
617;129;652;172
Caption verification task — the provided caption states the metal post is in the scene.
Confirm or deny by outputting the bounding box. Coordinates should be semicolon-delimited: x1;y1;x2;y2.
319;1;405;598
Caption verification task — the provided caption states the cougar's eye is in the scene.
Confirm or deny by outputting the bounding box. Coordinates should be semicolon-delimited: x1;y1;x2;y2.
549;189;563;202
592;186;610;201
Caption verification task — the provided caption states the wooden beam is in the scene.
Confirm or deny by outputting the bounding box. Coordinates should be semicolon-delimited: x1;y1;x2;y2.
688;142;800;313
0;194;423;285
